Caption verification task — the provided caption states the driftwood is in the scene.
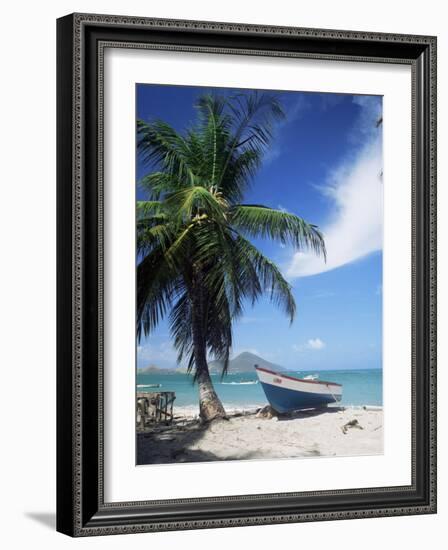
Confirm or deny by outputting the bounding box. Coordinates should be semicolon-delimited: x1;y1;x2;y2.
341;418;364;434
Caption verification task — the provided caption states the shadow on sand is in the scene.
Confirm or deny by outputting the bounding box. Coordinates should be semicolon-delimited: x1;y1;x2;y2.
137;418;228;465
277;405;345;421
137;407;345;464
137;414;277;465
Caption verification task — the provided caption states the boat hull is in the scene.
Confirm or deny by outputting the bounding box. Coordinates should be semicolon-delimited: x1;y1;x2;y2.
256;367;342;413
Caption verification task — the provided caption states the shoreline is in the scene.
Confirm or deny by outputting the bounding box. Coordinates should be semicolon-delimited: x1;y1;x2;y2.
170;403;383;420
137;405;383;465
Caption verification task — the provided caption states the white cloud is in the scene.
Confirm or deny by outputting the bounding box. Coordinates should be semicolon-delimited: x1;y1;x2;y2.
277;204;289;213
351;95;383;138
286;96;383;278
137;341;177;364
308;338;326;350
293;338;326;352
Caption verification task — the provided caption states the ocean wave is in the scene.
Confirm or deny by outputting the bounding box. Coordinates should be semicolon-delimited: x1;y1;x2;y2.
221;381;258;385
137;384;161;388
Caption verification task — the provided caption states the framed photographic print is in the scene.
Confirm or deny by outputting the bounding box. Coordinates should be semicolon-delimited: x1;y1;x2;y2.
56;13;437;536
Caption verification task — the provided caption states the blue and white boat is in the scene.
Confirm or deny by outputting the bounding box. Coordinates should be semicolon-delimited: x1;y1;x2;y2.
255;366;342;413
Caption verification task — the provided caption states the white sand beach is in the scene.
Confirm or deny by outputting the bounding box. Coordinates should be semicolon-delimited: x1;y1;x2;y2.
137;406;383;464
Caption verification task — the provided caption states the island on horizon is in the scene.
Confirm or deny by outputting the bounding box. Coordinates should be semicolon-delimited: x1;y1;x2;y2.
137;351;286;375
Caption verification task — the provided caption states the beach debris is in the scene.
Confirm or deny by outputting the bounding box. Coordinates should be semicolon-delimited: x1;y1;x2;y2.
256;405;277;420
307;445;320;456
341;419;364;434
136;391;176;429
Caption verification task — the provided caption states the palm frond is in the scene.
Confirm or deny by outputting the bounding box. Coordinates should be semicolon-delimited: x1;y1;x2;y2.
138;173;181;200
136;92;326;382
203;288;233;378
169;292;194;366
234;235;296;323
136;246;184;340
231;204;326;259
137;223;176;256
137;120;196;186
218;92;284;179
217;149;262;204
165;186;228;225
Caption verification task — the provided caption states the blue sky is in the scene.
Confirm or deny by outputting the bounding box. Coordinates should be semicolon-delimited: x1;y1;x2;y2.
136;84;383;371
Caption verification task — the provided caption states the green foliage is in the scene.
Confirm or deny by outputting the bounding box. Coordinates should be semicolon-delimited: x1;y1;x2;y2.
136;93;326;378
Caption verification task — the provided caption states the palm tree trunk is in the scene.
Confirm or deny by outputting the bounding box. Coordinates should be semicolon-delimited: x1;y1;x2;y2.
191;274;227;422
195;348;227;422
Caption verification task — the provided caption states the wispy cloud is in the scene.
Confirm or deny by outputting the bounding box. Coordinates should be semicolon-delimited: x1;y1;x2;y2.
293;338;326;352
351;95;383;139
287;96;383;278
264;95;311;165
319;93;346;111
137;341;177;365
308;338;326;350
237;316;268;325
286;95;311;121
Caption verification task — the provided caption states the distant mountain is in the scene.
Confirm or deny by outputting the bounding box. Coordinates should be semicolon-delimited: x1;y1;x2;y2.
137;352;284;375
208;351;285;374
138;364;178;375
175;366;189;374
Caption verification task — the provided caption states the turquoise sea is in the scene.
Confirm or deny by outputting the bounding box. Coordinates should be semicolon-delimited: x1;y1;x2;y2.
136;368;382;410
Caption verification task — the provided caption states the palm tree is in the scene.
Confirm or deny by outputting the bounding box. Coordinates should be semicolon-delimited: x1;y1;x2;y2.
137;92;326;422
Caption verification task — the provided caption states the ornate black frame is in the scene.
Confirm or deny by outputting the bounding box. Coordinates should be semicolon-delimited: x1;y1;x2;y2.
56;13;437;537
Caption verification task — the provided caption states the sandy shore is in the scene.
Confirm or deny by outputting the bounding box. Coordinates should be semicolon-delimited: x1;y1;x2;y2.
137;406;383;464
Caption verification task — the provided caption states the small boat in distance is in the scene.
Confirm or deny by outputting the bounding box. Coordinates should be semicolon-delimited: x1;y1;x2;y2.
255;365;342;413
